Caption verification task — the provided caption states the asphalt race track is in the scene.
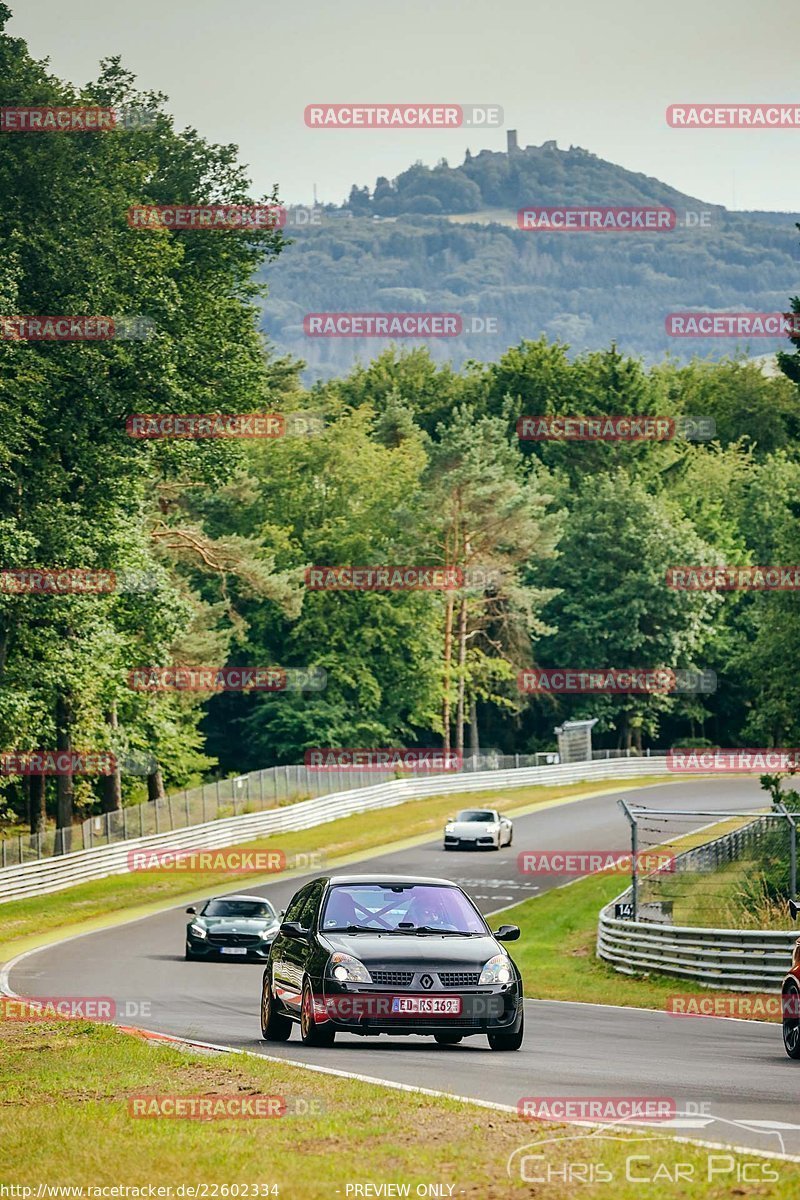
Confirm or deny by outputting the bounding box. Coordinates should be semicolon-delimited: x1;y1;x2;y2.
9;777;800;1156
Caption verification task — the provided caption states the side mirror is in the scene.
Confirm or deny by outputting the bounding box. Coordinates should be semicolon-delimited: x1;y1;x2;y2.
278;909;286;918
494;924;520;942
185;906;197;915
280;921;309;939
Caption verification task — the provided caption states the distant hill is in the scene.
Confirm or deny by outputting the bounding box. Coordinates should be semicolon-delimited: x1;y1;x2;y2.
259;140;800;381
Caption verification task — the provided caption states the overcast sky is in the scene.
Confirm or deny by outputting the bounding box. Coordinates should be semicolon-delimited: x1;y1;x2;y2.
9;0;800;211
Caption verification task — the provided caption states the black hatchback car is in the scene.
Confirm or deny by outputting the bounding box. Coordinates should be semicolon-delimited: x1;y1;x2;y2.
260;874;524;1050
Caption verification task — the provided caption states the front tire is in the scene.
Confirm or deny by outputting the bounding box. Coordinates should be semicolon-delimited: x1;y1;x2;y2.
300;980;336;1047
783;982;800;1058
488;1008;524;1051
261;975;292;1041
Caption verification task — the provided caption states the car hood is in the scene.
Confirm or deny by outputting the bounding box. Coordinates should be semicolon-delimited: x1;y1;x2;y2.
320;932;502;970
446;821;496;835
194;917;278;933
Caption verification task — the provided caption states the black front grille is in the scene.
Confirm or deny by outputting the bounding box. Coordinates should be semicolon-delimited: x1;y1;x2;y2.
207;933;261;946
371;970;414;987
438;972;480;987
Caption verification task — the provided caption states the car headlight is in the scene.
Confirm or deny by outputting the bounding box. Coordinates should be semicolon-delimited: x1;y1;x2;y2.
189;923;207;939
445;824;455;833
260;926;277;940
479;953;513;985
327;952;372;983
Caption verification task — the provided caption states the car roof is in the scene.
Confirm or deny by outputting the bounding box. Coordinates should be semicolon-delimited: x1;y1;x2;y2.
205;893;273;902
324;874;462;887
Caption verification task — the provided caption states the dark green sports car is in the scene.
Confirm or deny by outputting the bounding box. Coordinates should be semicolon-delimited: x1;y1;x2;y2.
185;893;281;961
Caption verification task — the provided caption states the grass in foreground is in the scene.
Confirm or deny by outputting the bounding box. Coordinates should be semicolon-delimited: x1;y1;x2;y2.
0;775;665;962
2;1018;797;1199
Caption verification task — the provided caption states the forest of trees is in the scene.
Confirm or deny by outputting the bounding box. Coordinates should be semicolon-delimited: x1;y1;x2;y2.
1;6;800;838
261;148;798;379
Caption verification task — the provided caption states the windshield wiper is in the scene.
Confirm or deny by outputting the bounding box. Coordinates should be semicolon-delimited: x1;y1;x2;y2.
391;925;476;936
325;924;385;933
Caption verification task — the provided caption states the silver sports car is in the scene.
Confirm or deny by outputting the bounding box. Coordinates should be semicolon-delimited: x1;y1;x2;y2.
443;808;513;851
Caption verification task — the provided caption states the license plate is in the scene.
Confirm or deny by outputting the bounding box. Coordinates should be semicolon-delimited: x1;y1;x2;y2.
220;947;248;955
391;996;462;1015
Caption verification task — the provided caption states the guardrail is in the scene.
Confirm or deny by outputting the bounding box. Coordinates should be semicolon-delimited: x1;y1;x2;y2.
0;747;660;867
0;755;670;903
597;820;796;992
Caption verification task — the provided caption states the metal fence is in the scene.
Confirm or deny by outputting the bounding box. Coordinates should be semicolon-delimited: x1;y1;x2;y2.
0;748;661;866
598;816;798;991
0;754;671;903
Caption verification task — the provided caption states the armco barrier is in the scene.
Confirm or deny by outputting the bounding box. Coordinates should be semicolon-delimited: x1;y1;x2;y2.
0;756;670;903
597;821;796;992
597;912;795;993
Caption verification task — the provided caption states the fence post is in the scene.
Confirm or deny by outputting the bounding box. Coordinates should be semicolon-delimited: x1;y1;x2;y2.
776;804;797;899
185;789;190;826
618;798;638;921
1;839;5;868
259;771;264;807
105;811;111;843
123;807;128;839
139;803;144;838
202;785;208;824
17;833;22;863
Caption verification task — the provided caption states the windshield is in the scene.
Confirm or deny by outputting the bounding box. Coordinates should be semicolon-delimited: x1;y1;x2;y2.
202;899;275;919
321;883;488;934
455;810;496;823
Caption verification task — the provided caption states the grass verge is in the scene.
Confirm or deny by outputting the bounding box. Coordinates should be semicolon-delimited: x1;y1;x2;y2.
2;1018;797;1198
0;776;665;964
